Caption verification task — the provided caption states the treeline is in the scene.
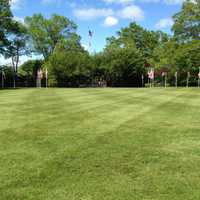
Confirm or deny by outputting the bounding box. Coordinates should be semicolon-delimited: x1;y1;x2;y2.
0;0;199;88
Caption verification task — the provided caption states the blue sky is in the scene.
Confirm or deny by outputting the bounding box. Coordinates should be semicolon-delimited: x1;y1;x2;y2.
1;0;183;65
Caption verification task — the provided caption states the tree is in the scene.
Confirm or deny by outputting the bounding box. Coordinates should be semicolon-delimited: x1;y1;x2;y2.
19;60;43;87
0;0;13;54
3;21;29;87
93;47;145;87
4;21;28;73
172;0;200;42
103;22;169;86
106;22;169;59
0;65;15;88
45;41;92;87
25;14;79;59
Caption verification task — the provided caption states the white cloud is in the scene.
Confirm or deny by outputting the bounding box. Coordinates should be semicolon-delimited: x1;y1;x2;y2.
103;0;134;4
0;55;42;66
14;16;24;24
10;0;23;10
41;0;62;5
0;56;11;66
103;0;185;4
0;56;25;66
155;18;174;29
81;43;89;51
141;0;185;4
73;8;114;20
73;4;145;22
117;5;144;20
104;16;119;26
164;0;184;4
141;0;160;2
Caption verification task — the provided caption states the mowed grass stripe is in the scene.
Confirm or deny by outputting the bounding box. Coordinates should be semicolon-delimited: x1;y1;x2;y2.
0;88;200;200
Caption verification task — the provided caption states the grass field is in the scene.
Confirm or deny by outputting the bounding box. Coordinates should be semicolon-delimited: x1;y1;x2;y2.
1;88;200;200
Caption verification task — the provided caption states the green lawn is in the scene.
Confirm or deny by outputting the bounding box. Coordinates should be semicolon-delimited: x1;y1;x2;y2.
1;88;200;200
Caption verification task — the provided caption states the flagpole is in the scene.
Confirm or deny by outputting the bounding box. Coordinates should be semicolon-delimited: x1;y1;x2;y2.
13;69;16;89
141;74;144;87
46;76;48;88
186;72;188;88
162;74;164;87
198;68;200;88
186;78;188;88
150;69;152;88
88;29;93;53
175;72;178;88
148;71;150;88
46;68;48;88
153;68;154;88
1;70;4;89
186;72;190;88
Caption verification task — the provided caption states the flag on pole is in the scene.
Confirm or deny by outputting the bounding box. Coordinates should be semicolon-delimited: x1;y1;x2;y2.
148;68;154;80
186;72;190;88
89;30;93;37
147;70;150;78
36;69;43;88
198;71;200;79
88;29;93;47
37;69;43;79
141;74;144;87
148;68;154;87
45;68;48;88
187;72;191;79
175;71;178;87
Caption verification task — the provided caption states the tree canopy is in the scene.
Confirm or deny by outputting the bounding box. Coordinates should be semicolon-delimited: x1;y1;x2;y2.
172;0;200;42
0;0;13;54
0;0;199;88
25;14;80;59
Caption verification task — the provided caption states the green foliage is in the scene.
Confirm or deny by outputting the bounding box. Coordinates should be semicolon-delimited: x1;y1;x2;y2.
0;0;13;54
101;23;169;86
19;59;43;87
4;21;29;73
45;43;92;87
106;22;169;59
151;39;178;70
1;0;199;87
0;0;29;80
94;47;145;87
25;14;79;59
173;0;200;42
152;39;200;86
0;65;15;87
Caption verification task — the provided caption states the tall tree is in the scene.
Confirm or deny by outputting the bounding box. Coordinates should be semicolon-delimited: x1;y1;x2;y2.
172;0;200;42
19;59;43;87
4;21;28;73
93;47;145;87
106;22;169;59
0;0;13;54
25;14;79;59
45;41;91;87
4;21;29;87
